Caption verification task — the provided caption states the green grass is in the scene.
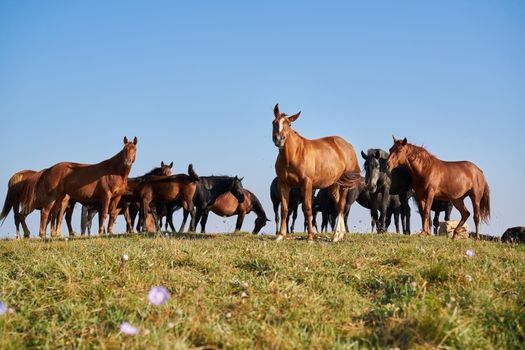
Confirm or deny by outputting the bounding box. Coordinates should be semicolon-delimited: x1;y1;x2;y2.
0;233;524;349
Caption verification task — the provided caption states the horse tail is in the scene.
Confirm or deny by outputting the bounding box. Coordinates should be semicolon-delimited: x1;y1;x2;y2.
188;164;200;182
336;171;365;189
480;181;491;224
0;180;17;224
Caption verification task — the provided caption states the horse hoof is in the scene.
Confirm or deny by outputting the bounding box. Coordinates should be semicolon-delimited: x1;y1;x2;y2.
275;235;285;242
307;239;314;244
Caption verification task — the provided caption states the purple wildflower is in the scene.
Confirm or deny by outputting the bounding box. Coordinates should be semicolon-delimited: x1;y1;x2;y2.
148;286;170;305
466;249;475;257
0;302;7;316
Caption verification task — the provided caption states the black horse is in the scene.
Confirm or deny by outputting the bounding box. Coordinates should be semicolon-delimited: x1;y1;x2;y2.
361;149;411;233
173;175;245;233
270;177;304;234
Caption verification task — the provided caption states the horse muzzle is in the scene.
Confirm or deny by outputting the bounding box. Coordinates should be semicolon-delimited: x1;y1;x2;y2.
124;159;133;167
273;135;286;148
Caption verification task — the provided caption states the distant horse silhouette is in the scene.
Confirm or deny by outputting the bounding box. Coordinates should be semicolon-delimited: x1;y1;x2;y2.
138;164;200;232
387;137;490;240
200;188;270;233
270;177;304;234
272;103;363;242
19;137;138;238
176;175;245;233
78;161;173;235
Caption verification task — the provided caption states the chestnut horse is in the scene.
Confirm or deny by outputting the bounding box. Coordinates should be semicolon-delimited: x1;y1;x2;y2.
139;164;200;232
202;189;270;234
1;170;40;239
387;137;490;240
272;104;363;242
1;169;71;239
19;137;138;238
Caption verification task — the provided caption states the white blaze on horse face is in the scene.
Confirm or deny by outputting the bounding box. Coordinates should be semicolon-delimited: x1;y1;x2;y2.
278;118;285;134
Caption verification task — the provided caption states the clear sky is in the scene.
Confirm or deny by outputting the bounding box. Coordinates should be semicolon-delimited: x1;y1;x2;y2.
1;1;524;238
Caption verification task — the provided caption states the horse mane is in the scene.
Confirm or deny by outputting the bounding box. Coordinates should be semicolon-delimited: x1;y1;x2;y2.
144;167;164;176
406;143;436;170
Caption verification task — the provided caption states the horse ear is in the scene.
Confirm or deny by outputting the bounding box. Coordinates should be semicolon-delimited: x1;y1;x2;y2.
288;111;301;123
123;136;129;144
392;135;397;143
374;150;381;159
161;161;165;167
361;150;367;160
169;161;173;168
133;136;138;145
239;177;244;182
274;103;280;118
402;137;407;146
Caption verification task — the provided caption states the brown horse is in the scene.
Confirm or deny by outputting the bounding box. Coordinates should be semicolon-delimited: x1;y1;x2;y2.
272;104;363;242
19;137;138;238
138;164;200;232
387;137;490;240
203;189;270;233
1;170;40;239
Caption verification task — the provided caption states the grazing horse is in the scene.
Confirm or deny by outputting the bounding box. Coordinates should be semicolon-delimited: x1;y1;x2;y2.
139;164;200;232
272;104;363;242
361;149;411;233
176;176;246;233
201;189;270;233
19;137;138;238
387;137;490;240
270;177;304;234
79;161;174;234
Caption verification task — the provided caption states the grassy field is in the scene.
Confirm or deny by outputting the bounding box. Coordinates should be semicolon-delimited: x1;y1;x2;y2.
0;232;524;349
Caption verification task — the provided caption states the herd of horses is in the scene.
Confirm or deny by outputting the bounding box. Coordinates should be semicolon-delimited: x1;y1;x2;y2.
1;104;491;242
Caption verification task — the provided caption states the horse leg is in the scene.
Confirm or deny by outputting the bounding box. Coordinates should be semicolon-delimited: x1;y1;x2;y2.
235;212;246;232
421;191;434;236
433;211;440;235
179;209;188;233
65;201;75;236
39;206;52;239
451;197;470;240
302;182;314;241
394;208;400;233
166;205;176;233
14;211;21;240
378;193;389;233
290;203;298;234
405;202;411;235
273;201;280;235
88;207;97;236
187;201;196;232
276;182;291;241
199;210;208;233
98;195;111;235
470;193;481;241
331;186;347;242
52;196;68;238
107;196;122;234
123;207;133;233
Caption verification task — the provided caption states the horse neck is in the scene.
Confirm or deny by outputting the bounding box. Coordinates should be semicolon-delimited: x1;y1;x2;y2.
405;146;433;180
204;177;233;204
94;150;130;178
250;192;267;219
278;130;304;167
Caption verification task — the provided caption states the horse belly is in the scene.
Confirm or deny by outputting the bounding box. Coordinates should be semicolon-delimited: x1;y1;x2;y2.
211;193;239;217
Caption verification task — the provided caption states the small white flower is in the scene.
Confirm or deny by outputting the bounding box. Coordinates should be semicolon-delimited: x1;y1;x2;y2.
167;322;175;329
240;292;248;299
410;281;417;289
226;312;232;319
242;282;249;289
465;274;473;282
120;322;139;335
466;249;475;257
122;254;129;261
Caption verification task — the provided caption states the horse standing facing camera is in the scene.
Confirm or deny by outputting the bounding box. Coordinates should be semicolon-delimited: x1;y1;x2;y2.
272;103;363;242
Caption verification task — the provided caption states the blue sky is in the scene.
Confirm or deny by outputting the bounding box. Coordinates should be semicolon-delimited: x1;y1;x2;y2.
1;1;524;238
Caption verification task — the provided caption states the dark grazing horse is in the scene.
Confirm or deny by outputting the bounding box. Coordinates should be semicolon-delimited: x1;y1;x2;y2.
272;104;363;242
201;188;270;233
176;175;245;233
270;177;304;234
78;161;173;235
388;137;490;240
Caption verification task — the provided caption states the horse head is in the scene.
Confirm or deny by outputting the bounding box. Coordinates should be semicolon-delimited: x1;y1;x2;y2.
230;176;245;203
272;103;301;149
387;136;408;171
253;216;270;234
160;161;174;176
361;149;383;193
122;136;138;168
